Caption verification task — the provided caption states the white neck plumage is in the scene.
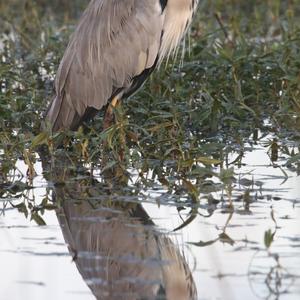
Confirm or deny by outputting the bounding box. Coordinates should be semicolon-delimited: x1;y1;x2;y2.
159;0;199;62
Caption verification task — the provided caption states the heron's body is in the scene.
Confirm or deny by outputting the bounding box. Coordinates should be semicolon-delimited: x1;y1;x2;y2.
46;0;199;131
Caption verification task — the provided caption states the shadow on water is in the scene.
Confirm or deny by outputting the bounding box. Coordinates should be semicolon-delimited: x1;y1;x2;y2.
41;152;197;300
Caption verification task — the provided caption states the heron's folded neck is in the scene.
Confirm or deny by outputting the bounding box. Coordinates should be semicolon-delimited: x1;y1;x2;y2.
159;0;198;62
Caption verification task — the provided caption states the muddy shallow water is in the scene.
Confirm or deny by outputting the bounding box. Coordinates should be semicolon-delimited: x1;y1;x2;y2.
1;137;299;300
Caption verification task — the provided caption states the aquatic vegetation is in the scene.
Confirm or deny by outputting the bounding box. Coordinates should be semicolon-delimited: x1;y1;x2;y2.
1;0;299;213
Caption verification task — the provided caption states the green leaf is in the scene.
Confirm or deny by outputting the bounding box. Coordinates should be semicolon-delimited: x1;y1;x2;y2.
182;179;199;203
15;202;29;218
31;132;49;148
264;229;275;249
101;160;118;173
188;238;219;247
196;156;221;165
218;232;235;246
31;212;46;226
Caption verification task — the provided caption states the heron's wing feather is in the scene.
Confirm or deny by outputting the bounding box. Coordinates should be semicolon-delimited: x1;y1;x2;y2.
46;0;163;131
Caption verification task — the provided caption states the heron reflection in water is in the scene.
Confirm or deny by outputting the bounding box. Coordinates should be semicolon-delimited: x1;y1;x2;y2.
43;153;197;300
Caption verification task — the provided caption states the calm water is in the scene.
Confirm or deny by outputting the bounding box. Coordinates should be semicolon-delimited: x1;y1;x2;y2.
1;137;300;300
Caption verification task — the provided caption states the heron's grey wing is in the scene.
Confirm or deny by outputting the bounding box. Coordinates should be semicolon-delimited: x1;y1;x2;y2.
46;0;163;131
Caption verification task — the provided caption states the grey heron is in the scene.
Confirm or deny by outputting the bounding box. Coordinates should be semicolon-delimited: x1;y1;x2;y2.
45;0;199;131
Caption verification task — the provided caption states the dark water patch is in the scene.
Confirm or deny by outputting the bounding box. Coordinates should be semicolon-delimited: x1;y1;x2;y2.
16;280;45;286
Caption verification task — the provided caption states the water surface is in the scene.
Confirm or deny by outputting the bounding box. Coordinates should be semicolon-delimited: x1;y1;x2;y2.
1;137;299;300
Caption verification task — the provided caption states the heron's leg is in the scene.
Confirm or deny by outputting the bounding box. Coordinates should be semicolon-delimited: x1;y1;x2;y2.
103;96;119;130
103;96;126;160
102;97;127;183
102;96;125;159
